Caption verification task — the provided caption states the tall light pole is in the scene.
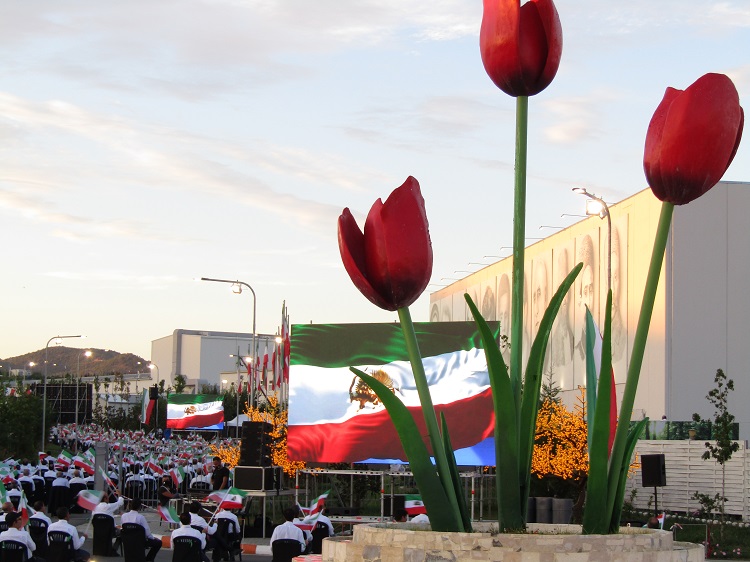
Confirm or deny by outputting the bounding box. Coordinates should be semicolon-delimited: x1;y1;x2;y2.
42;335;82;451
573;187;612;294
76;350;92;426
200;277;257;410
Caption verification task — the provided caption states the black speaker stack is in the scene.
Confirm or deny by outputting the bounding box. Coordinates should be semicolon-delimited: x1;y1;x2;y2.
641;453;667;487
234;466;280;491
240;421;273;467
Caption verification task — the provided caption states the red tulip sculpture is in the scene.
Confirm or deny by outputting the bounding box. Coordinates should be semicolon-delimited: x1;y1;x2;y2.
473;0;567;531
582;73;744;534
338;177;469;533
338;176;432;311
480;0;563;98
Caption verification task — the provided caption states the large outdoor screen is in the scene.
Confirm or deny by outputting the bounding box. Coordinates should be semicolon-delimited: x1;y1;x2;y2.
287;321;499;465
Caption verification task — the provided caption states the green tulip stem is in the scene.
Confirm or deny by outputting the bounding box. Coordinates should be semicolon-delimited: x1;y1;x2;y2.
606;200;674;515
397;306;461;521
510;95;528;408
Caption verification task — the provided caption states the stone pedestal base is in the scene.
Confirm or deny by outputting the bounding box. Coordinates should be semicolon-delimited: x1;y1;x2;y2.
321;522;704;562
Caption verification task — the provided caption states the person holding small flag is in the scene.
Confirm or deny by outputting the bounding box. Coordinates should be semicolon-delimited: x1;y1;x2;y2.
158;474;180;507
270;507;307;554
92;491;124;516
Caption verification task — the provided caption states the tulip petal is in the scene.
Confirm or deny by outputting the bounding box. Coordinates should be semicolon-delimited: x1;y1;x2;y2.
364;176;433;310
532;0;563;94
518;2;547;88
338;207;393;310
647;73;743;204
379;177;433;308
644;87;682;201
480;0;520;96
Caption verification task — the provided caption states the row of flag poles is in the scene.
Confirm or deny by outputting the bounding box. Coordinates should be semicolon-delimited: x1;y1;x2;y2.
240;301;291;410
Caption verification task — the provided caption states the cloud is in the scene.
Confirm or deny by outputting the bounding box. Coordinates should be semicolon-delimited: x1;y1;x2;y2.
0;92;378;240
541;91;617;144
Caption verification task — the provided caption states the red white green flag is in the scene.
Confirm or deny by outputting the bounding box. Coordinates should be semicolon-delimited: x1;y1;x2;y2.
77;489;104;511
57;450;74;467
300;490;329;523
158;504;180;524
207;487;247;509
404;494;427;515
170;466;186;486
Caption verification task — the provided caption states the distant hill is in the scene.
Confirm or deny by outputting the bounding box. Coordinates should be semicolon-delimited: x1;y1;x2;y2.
1;347;149;378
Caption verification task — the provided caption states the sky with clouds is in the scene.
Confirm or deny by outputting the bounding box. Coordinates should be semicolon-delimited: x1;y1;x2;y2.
1;0;748;362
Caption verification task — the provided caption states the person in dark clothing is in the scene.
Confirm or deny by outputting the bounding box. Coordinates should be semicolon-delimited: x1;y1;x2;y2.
211;457;229;491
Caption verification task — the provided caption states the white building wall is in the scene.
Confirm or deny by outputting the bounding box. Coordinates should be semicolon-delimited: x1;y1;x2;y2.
669;183;750;434
430;182;750;437
150;329;278;394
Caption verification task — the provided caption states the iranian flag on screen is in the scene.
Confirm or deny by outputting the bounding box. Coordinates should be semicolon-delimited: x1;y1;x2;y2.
166;395;224;430
286;322;498;465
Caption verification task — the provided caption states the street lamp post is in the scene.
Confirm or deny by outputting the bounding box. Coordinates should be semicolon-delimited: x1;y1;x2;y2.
573;187;612;293
200;277;257;412
42;335;82;451
76;350;92;425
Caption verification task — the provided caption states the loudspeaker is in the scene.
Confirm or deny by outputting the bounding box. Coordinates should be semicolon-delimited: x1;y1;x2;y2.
240;422;273;466
383;495;406;517
149;386;159;400
234;466;280;491
641;454;666;487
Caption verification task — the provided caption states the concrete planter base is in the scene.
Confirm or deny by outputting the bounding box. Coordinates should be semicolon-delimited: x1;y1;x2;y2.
321;522;704;562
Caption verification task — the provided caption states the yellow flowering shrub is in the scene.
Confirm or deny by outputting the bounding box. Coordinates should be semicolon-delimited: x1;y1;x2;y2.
532;394;589;481
210;442;241;469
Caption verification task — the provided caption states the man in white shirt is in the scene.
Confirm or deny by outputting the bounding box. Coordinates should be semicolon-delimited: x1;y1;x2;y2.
0;512;37;560
215;508;240;536
18;469;36;493
92;492;125;516
270;507;306;553
68;470;87;487
30;501;52;526
314;508;335;537
121;499;162;561
172;512;207;562
0;502;13;522
189;502;229;562
51;472;69;488
215;508;242;560
48;507;89;562
411;513;430;524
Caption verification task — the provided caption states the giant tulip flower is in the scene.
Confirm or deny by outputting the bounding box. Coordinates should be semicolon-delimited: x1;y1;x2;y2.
644;73;744;205
338;176;432;311
480;0;563;97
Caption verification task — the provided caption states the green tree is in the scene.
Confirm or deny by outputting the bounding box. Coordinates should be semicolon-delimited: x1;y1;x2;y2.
692;369;739;540
174;374;187;394
0;381;43;458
